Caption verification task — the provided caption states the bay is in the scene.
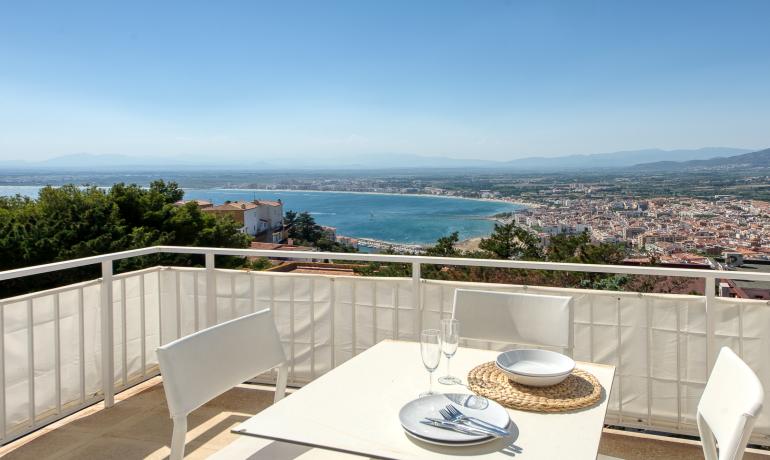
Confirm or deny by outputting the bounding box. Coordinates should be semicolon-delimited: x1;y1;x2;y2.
0;186;522;244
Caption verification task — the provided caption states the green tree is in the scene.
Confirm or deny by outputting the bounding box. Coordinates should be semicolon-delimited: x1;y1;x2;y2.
285;210;354;252
546;230;626;264
289;211;323;243
0;181;250;297
478;222;543;260
248;257;273;271
425;232;461;257
284;210;297;228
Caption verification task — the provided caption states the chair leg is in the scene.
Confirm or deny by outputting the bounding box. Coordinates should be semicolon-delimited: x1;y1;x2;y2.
697;412;718;460
170;415;188;460
274;363;288;402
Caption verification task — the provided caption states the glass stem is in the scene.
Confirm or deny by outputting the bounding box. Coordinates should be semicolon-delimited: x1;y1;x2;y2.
446;357;451;377
429;371;433;394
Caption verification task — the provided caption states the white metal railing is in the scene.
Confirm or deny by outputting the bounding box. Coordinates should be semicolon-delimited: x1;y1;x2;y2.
1;246;770;446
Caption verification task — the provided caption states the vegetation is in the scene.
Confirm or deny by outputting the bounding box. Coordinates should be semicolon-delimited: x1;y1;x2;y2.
284;210;354;252
0;181;250;296
355;222;636;291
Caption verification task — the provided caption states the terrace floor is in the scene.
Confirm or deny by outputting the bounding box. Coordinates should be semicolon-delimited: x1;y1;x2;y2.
0;377;768;460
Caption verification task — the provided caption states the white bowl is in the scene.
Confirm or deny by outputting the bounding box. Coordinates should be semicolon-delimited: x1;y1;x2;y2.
495;349;575;387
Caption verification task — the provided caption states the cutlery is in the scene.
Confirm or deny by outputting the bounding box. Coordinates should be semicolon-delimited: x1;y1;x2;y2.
420;419;494;437
440;405;510;436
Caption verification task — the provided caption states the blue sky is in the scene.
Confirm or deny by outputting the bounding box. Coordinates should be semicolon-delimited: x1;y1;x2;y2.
1;0;769;161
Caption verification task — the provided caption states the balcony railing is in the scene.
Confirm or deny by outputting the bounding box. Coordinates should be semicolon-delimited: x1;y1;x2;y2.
1;246;769;447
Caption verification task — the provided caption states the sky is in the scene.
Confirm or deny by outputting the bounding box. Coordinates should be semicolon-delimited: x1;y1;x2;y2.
1;0;769;162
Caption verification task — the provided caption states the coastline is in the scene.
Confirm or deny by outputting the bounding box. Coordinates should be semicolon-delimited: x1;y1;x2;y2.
0;185;532;247
207;188;531;248
206;187;536;208
0;184;536;209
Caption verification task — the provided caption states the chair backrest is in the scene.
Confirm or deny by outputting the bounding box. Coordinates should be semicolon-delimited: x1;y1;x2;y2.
157;309;287;419
697;347;764;460
451;289;573;354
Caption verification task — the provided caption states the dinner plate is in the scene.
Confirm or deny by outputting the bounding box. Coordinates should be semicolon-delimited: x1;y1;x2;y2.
399;393;509;445
403;427;499;446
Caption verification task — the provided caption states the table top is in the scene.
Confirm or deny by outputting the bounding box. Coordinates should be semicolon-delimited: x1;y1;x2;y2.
233;340;615;460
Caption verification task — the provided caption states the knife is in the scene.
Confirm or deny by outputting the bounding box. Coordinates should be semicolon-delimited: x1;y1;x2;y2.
421;418;505;437
449;416;511;437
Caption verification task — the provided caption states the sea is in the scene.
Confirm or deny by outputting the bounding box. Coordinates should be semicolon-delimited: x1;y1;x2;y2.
0;186;522;245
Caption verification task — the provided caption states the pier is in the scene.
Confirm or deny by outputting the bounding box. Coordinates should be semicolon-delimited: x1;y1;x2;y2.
354;238;426;254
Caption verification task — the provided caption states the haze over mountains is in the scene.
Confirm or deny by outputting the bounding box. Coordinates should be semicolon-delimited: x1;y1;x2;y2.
0;147;761;172
634;148;770;171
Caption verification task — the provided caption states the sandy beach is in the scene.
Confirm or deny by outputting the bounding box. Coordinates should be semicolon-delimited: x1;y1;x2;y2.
455;237;483;251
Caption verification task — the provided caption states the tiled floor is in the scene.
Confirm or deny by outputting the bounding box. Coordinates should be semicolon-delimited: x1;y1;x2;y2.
0;378;768;459
0;377;272;459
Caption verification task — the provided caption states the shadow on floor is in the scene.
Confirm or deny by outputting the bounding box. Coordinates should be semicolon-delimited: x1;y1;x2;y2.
2;381;275;460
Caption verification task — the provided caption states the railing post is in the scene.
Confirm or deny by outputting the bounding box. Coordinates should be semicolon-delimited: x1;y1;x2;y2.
705;276;716;375
100;260;115;407
412;262;422;333
205;252;217;327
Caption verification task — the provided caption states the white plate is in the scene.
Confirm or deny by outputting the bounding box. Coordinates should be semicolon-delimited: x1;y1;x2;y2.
496;349;575;377
399;393;509;445
495;362;571;387
403;428;499;446
497;349;575;376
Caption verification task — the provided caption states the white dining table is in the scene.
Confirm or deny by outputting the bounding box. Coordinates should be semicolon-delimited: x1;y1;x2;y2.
228;340;615;460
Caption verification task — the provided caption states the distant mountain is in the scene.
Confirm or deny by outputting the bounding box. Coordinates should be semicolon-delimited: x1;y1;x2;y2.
40;153;156;168
285;153;501;169
504;147;752;170
0;152;497;171
633;148;770;171
0;153;275;171
0;147;757;172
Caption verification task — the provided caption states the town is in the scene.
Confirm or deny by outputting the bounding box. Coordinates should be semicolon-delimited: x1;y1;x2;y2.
171;176;770;301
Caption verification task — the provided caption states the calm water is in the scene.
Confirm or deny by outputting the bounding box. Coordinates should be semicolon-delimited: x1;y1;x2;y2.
0;186;521;244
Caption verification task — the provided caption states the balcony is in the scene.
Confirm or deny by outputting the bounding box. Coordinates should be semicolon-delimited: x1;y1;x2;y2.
1;246;769;458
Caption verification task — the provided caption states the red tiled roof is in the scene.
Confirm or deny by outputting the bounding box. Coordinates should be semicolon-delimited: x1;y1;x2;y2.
206;201;259;211
174;199;212;207
250;242;313;251
255;200;282;207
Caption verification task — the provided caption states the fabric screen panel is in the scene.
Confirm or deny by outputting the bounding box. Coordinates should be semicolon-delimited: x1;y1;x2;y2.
714;296;770;438
1;281;103;437
420;280;770;443
81;284;103;403
5;265;770;446
3;297;34;435
192;270;415;385
0;269;163;443
158;269;180;344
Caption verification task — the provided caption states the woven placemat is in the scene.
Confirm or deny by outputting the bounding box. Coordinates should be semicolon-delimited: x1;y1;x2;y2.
467;362;602;413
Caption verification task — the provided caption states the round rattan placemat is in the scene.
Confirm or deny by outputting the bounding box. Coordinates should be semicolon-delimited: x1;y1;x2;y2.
467;362;602;413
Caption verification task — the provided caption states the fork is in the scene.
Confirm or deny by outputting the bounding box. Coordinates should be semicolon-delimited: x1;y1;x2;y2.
440;405;510;436
421;418;495;437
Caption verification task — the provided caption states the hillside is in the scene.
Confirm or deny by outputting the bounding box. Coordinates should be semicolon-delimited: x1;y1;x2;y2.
0;147;752;172
505;147;750;170
633;148;770;171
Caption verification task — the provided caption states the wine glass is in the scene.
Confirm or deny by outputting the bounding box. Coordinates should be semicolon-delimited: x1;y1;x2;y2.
420;329;442;397
438;318;461;385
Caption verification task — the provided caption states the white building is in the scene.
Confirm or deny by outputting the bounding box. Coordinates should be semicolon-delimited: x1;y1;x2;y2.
202;200;284;241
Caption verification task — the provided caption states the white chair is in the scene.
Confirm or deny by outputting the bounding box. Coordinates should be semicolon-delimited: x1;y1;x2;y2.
697;346;764;460
451;289;574;356
157;309;288;460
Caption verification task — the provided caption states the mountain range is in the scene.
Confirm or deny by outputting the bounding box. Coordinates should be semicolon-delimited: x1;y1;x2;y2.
632;148;770;171
0;147;764;172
